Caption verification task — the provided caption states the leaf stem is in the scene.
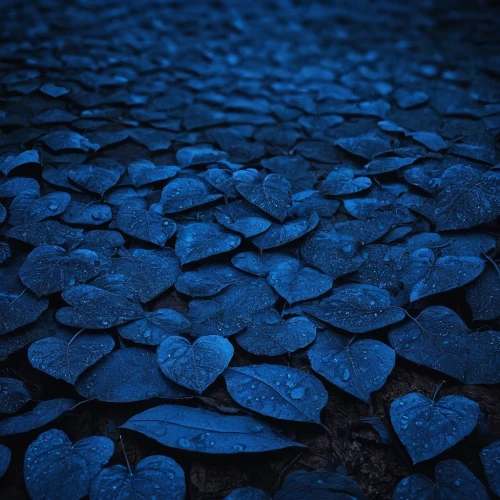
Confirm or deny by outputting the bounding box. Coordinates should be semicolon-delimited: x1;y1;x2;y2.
119;435;133;475
432;380;445;402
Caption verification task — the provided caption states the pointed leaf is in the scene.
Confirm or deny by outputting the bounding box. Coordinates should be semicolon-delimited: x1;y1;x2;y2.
121;404;305;454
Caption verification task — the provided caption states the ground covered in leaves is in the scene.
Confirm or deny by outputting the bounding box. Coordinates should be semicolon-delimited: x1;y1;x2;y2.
1;0;500;498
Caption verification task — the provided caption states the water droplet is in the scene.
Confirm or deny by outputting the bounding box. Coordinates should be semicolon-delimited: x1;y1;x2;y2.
290;387;305;400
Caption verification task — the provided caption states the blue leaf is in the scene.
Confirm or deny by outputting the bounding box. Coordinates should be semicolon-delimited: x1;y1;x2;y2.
224;364;327;424
215;200;272;238
10;191;71;225
76;347;187;402
408;131;447;151
157;335;233;394
390;391;480;463
41;131;100;152
127;128;171;152
233;169;291;222
204;168;239;198
79;230;124;257
0;377;31;414
90;455;186;500
335;132;391;159
291;190;340;218
481;441;500;496
24;429;114;500
6;221;84;249
388;307;500;384
0;398;75;436
466;265;500;321
175;264;246;297
116;199;176;246
28;331;115;384
223;487;270;500
121;404;305;454
308;331;395;402
161;177;223;213
267;259;332;303
334;214;394;245
402;249;484;302
118;309;191;345
343;196;392;220
231;252;296;277
68;163;124;196
176;146;228;167
236;309;316;356
19;245;102;297
104;186;152;206
0;313;53;362
274;469;367;500
394;89;428;109
250;213;318;250
302;284;405;333
301;229;364;279
110;248;181;303
0;445;10;478
321;168;372;196
363;156;418;175
0;150;40;176
393;460;489;500
188;278;277;338
432;165;500;230
0;291;49;335
128;159;179;187
56;285;143;329
175;222;241;265
60;201;112;226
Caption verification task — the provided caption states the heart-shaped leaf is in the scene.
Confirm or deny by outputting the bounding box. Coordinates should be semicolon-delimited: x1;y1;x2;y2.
236;309;316;356
56;285;144;329
28;331;115;384
161;177;223;213
175;264;245;298
157;335;233;394
389;306;500;384
402;248;484;302
175;222;241;265
117;309;191;345
390;391;480;463
233;169;291;222
24;429;114;500
19;245;101;297
116;199;176;246
90;455;185;500
267;259;332;303
224;364;327;424
250;213;318;250
303;284;405;333
308;331;395;402
393;460;489;500
188;278;277;338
